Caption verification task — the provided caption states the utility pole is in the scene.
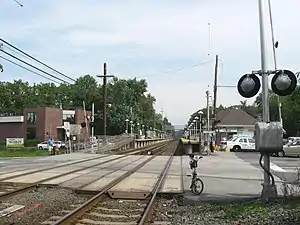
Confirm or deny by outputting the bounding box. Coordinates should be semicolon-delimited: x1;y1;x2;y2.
205;91;210;153
213;55;219;119
97;63;114;143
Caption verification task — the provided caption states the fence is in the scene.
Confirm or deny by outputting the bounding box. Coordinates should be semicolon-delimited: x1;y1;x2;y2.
68;134;134;153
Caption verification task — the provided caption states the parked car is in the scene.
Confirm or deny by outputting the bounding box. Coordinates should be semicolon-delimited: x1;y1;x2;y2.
226;136;255;152
37;141;66;150
276;140;300;157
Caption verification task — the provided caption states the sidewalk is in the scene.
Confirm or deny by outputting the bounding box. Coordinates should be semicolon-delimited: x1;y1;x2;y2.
182;152;287;203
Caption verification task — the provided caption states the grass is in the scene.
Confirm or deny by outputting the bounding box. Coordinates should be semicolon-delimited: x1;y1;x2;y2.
0;148;66;157
219;200;300;220
221;203;271;219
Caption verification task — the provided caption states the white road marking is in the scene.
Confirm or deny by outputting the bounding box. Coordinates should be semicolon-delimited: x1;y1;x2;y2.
270;162;286;172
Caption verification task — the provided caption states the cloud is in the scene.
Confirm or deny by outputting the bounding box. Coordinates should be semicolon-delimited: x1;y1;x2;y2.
0;0;300;124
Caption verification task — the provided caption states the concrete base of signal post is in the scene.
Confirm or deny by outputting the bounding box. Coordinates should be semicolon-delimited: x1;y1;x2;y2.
261;184;278;199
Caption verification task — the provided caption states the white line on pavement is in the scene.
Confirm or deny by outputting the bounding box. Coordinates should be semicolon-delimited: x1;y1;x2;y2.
270;162;286;172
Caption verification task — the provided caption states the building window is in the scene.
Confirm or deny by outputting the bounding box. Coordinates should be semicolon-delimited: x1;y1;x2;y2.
27;112;37;124
27;127;37;140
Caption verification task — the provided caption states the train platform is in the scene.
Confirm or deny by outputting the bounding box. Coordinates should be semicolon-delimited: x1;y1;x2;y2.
0;152;291;202
0;154;184;199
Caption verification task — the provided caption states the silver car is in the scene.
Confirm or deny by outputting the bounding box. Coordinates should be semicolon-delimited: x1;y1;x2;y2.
277;140;300;157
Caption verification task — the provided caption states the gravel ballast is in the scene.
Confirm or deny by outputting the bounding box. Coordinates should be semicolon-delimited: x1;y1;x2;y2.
153;197;300;225
0;187;91;225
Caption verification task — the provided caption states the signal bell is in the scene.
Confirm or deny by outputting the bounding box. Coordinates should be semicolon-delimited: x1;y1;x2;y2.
271;70;297;96
237;74;261;98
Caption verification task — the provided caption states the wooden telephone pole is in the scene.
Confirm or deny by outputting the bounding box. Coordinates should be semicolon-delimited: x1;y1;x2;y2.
97;63;114;142
213;55;219;120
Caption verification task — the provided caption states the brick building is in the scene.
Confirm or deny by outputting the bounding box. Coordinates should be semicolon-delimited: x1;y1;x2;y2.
0;107;91;141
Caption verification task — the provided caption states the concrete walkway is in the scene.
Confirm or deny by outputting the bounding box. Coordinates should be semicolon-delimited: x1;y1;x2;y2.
182;152;288;203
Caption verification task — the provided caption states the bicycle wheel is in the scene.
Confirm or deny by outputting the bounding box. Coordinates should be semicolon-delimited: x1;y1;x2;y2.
192;178;204;195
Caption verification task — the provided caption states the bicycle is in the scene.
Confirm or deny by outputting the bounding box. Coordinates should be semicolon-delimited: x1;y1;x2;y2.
187;156;204;195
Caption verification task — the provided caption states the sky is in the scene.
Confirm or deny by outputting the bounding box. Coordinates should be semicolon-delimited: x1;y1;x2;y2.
0;0;299;127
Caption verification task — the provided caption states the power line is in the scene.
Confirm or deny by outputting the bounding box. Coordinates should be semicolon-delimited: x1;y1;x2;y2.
0;49;71;84
135;60;212;79
0;38;76;82
0;55;61;84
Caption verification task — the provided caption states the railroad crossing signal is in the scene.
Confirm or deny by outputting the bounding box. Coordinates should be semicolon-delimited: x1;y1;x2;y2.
237;74;261;98
237;69;297;98
271;70;297;96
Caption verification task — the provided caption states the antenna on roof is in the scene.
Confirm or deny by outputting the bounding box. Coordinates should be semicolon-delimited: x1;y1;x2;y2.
13;0;23;7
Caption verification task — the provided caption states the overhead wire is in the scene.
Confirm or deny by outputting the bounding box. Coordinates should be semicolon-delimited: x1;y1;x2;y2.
134;60;212;79
0;38;76;82
0;49;71;84
0;55;60;84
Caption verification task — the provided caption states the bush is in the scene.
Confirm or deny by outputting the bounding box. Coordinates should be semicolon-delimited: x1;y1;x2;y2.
24;139;41;147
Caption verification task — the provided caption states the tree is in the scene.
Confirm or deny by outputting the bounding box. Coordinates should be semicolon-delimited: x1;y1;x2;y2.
0;75;173;136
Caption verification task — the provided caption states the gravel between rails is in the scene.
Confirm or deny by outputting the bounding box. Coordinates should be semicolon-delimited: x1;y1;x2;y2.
0;187;91;225
77;198;149;224
153;197;300;225
158;140;178;156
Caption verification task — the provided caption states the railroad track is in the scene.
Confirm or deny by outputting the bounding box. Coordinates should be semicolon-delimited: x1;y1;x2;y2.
0;141;172;199
42;142;176;225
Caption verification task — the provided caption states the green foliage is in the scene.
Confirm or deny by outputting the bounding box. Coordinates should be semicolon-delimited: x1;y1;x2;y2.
0;76;172;135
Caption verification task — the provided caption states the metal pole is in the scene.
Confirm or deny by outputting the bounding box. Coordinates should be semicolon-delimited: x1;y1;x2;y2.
199;115;202;154
125;121;128;134
206;91;210;152
267;0;283;126
258;0;277;198
195;122;198;140
91;103;94;140
83;101;88;151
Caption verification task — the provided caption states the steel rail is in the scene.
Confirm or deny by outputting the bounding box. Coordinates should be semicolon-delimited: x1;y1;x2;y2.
138;155;174;225
0;143;168;201
52;146;170;225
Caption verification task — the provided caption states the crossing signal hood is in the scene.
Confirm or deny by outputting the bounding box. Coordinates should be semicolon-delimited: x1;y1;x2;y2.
237;74;261;98
81;122;86;128
271;70;297;96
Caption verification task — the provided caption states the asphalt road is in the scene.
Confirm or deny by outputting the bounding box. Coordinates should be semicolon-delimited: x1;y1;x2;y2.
235;152;300;184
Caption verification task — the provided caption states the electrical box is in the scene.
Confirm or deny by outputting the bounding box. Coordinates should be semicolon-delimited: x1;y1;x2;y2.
255;122;283;153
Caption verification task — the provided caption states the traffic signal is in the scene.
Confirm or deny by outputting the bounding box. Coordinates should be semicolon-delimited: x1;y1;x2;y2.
271;70;297;96
237;74;261;98
81;122;86;128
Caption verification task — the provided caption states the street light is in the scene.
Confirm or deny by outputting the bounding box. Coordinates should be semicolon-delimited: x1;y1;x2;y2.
125;119;129;134
130;120;133;136
190;122;194;138
198;111;204;153
142;124;145;136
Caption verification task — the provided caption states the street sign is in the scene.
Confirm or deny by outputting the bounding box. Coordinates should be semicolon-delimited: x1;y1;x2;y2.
6;138;24;148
